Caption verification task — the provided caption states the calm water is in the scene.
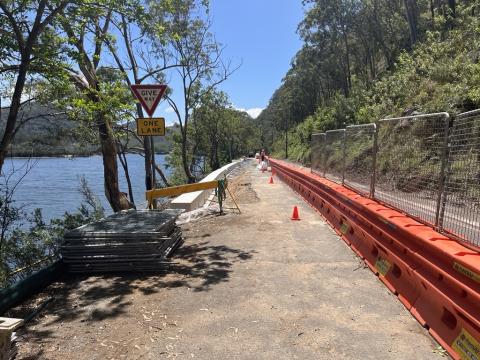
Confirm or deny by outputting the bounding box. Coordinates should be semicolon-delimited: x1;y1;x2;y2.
2;154;171;222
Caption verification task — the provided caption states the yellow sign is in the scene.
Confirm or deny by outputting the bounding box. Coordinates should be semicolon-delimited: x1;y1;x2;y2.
340;222;350;235
136;118;165;136
452;328;480;360
453;262;480;283
375;256;391;276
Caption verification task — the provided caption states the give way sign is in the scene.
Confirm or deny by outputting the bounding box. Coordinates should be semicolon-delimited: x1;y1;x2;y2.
130;84;167;117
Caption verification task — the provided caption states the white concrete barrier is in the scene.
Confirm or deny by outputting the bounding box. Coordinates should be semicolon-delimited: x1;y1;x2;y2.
0;317;22;360
170;159;244;211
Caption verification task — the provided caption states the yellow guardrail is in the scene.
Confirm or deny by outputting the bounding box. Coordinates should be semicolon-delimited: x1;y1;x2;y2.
146;180;224;210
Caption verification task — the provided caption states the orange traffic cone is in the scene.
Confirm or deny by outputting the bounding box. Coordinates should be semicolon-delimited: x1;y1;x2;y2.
291;206;300;220
268;176;274;184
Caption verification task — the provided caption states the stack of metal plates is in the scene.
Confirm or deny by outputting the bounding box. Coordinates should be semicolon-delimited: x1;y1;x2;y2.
60;209;183;273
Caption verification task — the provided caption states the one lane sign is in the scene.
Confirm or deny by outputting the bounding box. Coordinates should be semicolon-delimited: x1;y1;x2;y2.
136;117;165;136
130;84;167;117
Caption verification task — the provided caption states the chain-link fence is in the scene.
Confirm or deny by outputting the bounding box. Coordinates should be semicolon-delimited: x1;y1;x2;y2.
440;110;480;246
324;129;346;184
344;124;376;196
373;113;449;226
311;133;326;176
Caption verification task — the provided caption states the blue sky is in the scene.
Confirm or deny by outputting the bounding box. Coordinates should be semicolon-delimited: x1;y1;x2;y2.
160;0;305;121
209;0;304;117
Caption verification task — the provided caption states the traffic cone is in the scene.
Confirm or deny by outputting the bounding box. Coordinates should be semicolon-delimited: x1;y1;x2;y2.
268;176;274;184
291;206;300;220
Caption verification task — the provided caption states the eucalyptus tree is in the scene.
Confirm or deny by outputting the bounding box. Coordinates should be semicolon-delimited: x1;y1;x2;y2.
56;0;136;212
0;0;74;173
191;90;229;170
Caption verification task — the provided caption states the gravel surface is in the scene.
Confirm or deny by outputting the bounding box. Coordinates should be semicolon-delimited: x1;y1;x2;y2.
11;160;443;359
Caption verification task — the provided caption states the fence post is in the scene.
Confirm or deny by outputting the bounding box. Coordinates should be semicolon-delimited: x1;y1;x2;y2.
310;134;316;174
435;113;451;230
323;135;327;177
370;123;378;199
341;129;346;185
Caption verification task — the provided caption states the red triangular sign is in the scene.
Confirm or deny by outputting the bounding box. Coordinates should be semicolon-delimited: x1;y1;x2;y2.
130;84;167;117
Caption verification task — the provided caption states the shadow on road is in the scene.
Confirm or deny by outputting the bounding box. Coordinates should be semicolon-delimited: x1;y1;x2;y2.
9;239;254;335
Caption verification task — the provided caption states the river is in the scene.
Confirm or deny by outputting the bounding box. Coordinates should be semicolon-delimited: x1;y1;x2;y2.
2;154;171;222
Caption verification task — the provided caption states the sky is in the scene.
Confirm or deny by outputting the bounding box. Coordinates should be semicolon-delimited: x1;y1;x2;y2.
160;0;305;122
209;0;305;117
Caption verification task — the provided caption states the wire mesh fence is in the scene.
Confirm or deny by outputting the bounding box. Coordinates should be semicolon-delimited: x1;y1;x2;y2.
440;110;480;246
373;113;449;226
344;124;376;196
307;111;480;249
324;129;346;184
311;133;326;176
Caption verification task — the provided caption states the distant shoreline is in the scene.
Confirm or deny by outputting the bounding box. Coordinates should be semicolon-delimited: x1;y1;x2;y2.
6;151;169;159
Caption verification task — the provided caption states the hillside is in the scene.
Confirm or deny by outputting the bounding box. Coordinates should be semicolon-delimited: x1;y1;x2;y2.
257;1;480;163
0;104;176;156
0;104;97;156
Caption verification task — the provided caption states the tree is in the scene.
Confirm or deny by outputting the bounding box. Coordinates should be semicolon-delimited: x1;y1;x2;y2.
160;1;239;183
58;2;133;212
190;91;261;171
191;91;229;170
0;0;73;173
404;0;420;46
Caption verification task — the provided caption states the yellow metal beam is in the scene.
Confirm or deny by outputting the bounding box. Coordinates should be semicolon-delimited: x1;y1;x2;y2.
146;180;219;202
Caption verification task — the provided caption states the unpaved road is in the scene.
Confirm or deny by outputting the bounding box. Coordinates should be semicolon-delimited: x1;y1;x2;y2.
11;160;442;359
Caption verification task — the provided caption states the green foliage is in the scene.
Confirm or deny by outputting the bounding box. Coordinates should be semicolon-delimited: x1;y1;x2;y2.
0;177;104;287
166;90;261;182
263;1;480;163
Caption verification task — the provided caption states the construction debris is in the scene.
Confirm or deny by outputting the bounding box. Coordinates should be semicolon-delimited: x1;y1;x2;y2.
60;209;183;273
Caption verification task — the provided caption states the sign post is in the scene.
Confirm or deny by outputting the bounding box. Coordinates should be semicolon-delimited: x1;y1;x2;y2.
130;84;167;207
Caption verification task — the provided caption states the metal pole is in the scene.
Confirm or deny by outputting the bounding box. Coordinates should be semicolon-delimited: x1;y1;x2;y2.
370;123;378;199
150;136;156;188
323;134;327;178
435;114;451;229
285;116;288;159
341;130;346;185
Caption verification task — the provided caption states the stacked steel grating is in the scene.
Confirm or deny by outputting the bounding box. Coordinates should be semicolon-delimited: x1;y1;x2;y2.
60;209;184;273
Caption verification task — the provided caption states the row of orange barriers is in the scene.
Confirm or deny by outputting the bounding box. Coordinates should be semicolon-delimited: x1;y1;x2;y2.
270;158;480;360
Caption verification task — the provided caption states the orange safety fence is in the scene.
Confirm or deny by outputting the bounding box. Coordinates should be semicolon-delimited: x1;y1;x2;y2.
270;158;480;360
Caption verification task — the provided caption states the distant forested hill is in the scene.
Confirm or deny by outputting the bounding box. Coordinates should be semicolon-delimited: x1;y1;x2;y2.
0;103;175;156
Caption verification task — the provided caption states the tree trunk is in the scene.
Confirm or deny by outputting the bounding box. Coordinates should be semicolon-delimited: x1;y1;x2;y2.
0;62;29;173
342;29;352;94
181;129;195;183
117;146;135;207
404;0;419;47
98;118;127;212
448;0;456;18
446;0;456;29
154;163;170;187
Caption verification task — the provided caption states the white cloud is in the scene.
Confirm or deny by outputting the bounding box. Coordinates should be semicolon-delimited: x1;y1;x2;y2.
233;106;263;119
165;107;175;113
246;108;263;119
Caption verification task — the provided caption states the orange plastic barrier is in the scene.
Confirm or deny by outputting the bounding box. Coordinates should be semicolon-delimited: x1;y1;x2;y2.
270;159;480;360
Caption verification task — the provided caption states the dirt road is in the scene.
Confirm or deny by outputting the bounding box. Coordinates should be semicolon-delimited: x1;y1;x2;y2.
13;160;442;359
